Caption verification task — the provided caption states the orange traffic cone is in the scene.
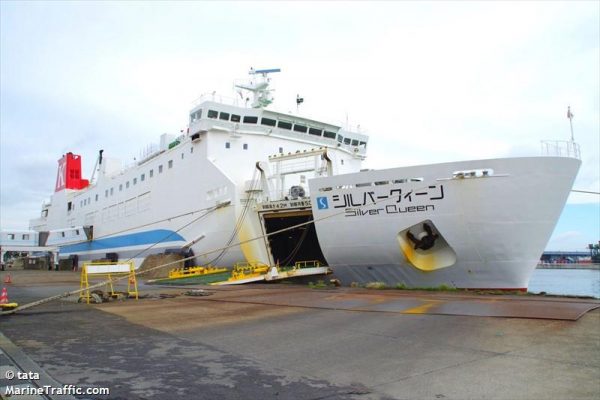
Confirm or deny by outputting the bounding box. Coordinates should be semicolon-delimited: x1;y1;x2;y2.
3;273;11;284
0;287;8;304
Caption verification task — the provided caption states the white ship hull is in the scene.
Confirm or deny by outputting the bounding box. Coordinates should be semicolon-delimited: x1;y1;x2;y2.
309;156;580;289
39;154;577;290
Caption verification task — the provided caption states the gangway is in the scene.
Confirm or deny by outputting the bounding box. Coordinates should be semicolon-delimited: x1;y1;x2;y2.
211;260;330;286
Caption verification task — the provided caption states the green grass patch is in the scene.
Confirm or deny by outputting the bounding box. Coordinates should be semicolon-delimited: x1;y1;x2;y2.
359;282;460;292
308;280;328;289
364;282;388;290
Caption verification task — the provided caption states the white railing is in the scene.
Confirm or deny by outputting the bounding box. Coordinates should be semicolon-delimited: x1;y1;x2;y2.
540;140;581;159
190;92;246;109
138;143;160;161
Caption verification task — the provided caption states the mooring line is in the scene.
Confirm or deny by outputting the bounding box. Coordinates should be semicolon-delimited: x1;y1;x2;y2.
1;182;435;316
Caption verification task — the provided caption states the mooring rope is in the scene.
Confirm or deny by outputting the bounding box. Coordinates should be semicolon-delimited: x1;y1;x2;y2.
0;181;439;316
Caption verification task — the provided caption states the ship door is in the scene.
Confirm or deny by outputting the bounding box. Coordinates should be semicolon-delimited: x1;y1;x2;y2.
262;210;327;267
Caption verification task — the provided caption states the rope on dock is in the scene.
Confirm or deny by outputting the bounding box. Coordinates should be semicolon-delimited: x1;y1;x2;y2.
1;181;435;316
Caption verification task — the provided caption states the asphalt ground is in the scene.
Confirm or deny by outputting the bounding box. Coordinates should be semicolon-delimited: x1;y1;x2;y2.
0;270;599;400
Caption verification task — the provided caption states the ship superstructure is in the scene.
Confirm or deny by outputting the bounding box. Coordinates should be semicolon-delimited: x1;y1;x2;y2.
22;69;367;269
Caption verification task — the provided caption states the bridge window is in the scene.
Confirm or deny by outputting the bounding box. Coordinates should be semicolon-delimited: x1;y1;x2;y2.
278;121;292;130
323;131;336;139
293;124;307;133
22;234;29;240
309;128;322;136
8;234;15;240
190;110;202;122
344;137;351;145
219;112;230;121
261;117;276;127
351;139;359;146
208;110;218;119
337;135;344;143
243;116;258;124
231;114;241;122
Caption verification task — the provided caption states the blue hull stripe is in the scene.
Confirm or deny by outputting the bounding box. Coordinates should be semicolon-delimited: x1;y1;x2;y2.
60;229;185;253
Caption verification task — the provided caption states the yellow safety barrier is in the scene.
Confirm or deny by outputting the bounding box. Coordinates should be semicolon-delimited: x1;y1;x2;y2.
293;260;321;270
80;261;138;304
230;261;269;281
168;265;228;279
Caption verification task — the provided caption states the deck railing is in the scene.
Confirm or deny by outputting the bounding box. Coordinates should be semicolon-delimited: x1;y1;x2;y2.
540;140;581;159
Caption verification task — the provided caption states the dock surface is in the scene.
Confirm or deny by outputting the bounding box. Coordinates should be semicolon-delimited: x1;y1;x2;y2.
1;270;599;400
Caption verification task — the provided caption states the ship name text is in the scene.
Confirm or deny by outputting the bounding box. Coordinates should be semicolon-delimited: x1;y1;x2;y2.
316;184;444;218
345;204;435;217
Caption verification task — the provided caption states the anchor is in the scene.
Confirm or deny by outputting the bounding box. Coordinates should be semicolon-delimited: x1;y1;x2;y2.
406;223;439;251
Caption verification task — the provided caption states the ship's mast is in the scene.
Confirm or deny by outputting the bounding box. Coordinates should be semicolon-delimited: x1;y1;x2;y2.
235;68;280;108
567;105;575;142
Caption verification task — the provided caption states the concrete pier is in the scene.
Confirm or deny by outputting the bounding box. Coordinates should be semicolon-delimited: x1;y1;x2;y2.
1;270;599;400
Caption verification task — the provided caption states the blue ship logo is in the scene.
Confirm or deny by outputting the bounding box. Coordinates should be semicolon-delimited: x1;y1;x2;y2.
316;197;329;210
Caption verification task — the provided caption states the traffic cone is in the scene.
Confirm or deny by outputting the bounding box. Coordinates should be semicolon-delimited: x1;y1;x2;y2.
3;273;11;284
0;287;8;304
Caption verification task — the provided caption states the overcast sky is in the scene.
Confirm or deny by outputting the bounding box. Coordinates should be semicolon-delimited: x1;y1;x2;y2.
1;1;598;250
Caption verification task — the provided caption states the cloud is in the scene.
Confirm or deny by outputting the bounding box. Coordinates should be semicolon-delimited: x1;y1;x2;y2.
1;1;598;248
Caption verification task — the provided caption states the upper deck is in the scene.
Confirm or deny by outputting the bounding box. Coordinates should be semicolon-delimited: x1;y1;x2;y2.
188;98;369;158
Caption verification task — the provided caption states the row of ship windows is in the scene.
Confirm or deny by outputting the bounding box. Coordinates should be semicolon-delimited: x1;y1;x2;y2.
196;109;366;147
5;233;30;240
223;143;291;155
5;229;80;240
225;142;249;149
73;152;193;210
318;178;425;192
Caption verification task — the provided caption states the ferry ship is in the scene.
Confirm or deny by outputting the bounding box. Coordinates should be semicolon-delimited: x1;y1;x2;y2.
1;69;581;289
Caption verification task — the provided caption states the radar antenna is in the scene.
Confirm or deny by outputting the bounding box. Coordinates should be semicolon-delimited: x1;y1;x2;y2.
235;67;281;108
